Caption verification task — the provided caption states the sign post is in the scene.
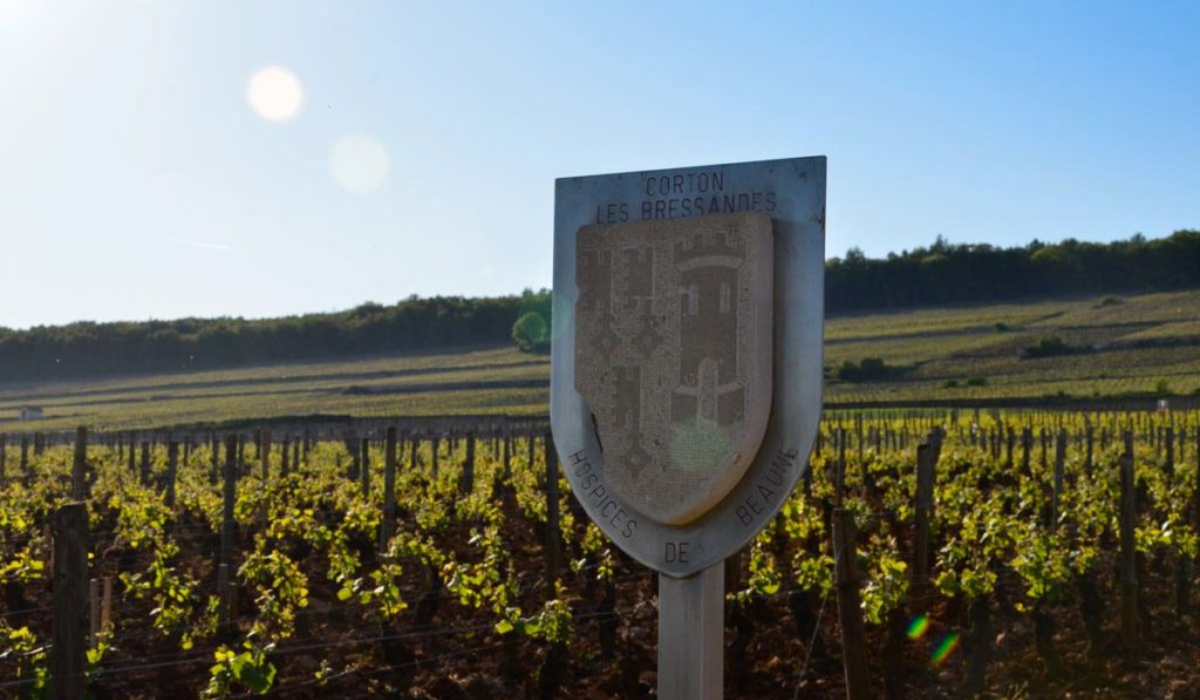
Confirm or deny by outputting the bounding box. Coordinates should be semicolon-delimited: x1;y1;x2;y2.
659;563;724;699
552;157;825;699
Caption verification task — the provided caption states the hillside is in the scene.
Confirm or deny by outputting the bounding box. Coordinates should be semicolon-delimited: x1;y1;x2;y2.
2;230;1197;384
3;289;1197;432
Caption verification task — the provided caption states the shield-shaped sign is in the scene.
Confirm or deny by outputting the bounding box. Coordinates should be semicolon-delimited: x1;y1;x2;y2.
552;156;825;578
574;213;773;525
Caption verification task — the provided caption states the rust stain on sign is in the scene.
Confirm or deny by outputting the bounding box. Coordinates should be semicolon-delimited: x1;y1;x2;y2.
574;212;774;525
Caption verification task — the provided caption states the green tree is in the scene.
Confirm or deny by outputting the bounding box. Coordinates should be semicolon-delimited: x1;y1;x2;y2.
512;312;549;352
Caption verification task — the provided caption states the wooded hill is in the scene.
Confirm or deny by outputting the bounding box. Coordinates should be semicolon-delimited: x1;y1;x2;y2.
2;230;1196;383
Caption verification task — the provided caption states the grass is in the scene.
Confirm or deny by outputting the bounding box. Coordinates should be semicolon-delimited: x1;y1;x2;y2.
2;290;1197;432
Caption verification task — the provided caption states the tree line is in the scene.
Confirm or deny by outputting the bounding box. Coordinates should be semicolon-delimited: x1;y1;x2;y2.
826;229;1200;311
1;230;1196;382
0;295;524;382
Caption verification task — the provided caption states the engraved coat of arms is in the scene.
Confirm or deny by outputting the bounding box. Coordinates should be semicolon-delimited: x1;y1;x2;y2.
574;212;773;525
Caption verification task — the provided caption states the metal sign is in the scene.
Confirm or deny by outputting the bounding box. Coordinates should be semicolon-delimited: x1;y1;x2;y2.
552;156;826;578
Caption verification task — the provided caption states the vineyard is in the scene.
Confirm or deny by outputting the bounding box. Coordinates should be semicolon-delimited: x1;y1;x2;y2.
2;410;1200;698
3;290;1199;434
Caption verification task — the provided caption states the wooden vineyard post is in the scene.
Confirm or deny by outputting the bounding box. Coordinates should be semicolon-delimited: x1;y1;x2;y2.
261;431;272;482
219;435;237;629
502;433;512;480
856;416;864;465
20;436;30;485
913;443;936;595
832;508;871;700
1119;437;1139;647
89;578;99;649
360;438;370;499
101;577;113;636
281;435;291;477
348;433;360;480
431;435;440;479
460;432;475;495
1021;427;1033;477
51;502;88;700
1052;430;1066;528
72;427;87;501
1085;423;1094;475
209;435;219;485
544;431;561;586
139;441;151;487
1165;426;1175;476
1178;425;1191;611
380;427;397;553
165;441;179;508
834;428;847;503
0;433;6;480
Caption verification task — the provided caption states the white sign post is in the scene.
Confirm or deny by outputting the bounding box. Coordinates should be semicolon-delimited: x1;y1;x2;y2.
551;156;826;699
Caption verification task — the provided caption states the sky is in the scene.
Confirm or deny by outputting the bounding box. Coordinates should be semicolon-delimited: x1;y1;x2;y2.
1;1;1197;329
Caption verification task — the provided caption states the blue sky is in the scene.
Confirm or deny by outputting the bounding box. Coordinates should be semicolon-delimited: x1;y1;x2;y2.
1;1;1197;329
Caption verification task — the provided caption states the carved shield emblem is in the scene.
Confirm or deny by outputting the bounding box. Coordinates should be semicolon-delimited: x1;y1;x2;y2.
574;212;773;525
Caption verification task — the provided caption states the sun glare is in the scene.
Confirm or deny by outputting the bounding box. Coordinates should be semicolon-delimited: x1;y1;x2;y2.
246;66;304;122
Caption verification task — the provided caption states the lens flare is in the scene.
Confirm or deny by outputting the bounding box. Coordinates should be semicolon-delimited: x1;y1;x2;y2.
930;632;960;665
330;135;391;193
906;615;930;640
247;66;305;122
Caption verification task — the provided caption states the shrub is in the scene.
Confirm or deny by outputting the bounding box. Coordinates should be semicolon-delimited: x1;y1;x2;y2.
1023;336;1088;359
966;377;988;387
1097;295;1126;307
837;358;892;382
943;379;959;388
1155;379;1172;396
994;322;1011;332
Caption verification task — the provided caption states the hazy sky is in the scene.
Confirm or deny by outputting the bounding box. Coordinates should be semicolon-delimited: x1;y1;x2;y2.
2;1;1197;329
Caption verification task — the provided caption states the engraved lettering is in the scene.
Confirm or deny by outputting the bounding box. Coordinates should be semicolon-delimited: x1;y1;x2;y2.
664;541;691;563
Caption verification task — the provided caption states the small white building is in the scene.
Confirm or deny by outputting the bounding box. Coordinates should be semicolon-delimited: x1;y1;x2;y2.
18;406;44;421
